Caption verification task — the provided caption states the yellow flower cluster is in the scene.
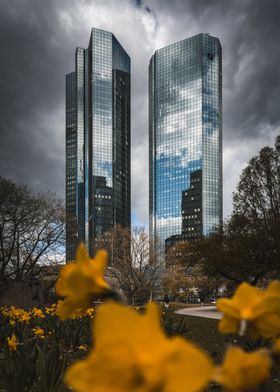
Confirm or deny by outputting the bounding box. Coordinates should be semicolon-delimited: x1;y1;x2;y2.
55;244;275;392
217;281;280;339
1;305;31;323
45;302;60;316
0;302;94;323
54;300;95;319
0;305;46;323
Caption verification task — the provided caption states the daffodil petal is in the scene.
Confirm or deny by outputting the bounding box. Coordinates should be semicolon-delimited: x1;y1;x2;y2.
253;296;280;319
76;243;89;265
165;338;214;392
216;298;240;318
233;282;264;309
94;302;144;349
218;315;239;334
94;250;108;275
215;346;271;391
254;313;280;338
66;344;146;392
55;263;76;296
66;302;214;392
55;243;109;320
267;281;280;296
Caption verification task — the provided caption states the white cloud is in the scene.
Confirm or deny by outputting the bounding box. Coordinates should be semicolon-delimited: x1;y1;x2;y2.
131;142;149;226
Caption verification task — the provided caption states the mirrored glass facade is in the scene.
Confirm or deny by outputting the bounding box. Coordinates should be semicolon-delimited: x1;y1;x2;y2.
149;33;222;261
66;28;131;261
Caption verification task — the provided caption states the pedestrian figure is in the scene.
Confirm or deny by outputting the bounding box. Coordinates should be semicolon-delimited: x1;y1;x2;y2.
163;294;170;309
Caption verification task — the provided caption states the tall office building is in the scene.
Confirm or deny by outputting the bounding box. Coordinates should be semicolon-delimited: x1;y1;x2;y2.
149;33;222;259
66;28;131;261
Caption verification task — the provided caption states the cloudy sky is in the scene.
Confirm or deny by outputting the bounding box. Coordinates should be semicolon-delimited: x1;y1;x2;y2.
0;0;279;227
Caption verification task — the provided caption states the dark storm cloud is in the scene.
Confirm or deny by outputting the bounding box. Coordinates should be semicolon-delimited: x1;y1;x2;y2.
0;0;83;196
225;0;280;136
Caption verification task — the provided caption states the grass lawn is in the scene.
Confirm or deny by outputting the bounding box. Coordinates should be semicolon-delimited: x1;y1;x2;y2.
164;306;280;391
163;307;230;362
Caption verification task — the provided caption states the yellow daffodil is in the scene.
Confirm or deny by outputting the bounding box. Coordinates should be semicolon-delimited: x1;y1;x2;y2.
32;307;45;318
3;306;31;323
214;346;271;391
78;344;87;351
33;327;45;339
56;244;109;320
217;282;280;338
65;302;214;392
45;303;59;316
19;312;31;323
85;307;95;318
9;319;16;327
7;334;18;351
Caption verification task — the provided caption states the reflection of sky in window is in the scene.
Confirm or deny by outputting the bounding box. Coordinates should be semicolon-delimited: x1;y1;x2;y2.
152;36;203;249
150;33;222;254
76;48;85;241
91;30;130;190
66;27;130;259
156;157;202;219
202;34;222;236
91;29;113;189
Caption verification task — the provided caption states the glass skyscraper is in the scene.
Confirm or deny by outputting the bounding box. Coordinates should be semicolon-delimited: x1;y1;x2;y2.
149;33;222;259
66;28;131;261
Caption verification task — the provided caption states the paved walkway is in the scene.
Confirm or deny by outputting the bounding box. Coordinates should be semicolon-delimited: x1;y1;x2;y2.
175;305;222;320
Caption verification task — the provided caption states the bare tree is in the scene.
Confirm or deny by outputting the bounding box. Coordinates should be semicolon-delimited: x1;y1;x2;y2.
93;225;161;305
0;177;65;283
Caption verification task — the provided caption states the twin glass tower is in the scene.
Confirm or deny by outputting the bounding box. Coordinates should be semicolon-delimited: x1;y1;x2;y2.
66;28;131;261
66;28;222;262
149;33;222;255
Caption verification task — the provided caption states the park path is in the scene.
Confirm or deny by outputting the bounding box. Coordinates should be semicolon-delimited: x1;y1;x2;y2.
175;305;222;320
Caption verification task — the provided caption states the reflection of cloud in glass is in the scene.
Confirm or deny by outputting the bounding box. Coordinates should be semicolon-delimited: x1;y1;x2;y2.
156;216;182;247
66;27;130;260
155;157;202;220
96;161;112;182
149;34;222;259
